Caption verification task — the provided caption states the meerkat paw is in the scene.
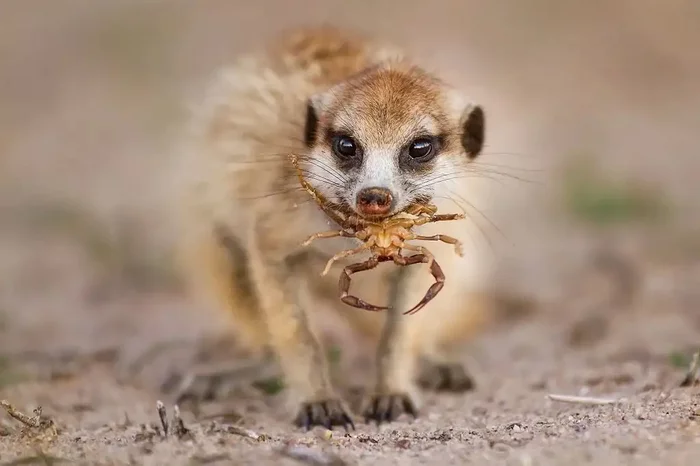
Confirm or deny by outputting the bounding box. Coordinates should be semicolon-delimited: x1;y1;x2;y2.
293;398;355;431
362;392;418;425
417;361;475;392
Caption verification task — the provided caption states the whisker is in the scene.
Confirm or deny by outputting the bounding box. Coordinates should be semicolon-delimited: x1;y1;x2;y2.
297;157;348;186
236;185;321;210
222;151;329;167
410;162;543;191
469;161;545;174
431;194;495;253
226;157;287;165
479;149;543;159
408;173;509;193
433;194;466;217
224;162;346;192
424;196;482;254
294;171;345;190
446;188;508;243
468;167;540;185
222;152;346;185
411;166;503;191
247;130;306;147
237;186;305;200
458;165;539;184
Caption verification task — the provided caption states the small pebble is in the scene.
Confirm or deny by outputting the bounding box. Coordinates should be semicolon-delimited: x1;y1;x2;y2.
395;439;411;449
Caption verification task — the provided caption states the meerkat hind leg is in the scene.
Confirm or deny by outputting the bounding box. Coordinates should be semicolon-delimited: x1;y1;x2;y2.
160;226;280;405
416;292;492;392
402;236;473;390
169;356;281;405
416;358;475;392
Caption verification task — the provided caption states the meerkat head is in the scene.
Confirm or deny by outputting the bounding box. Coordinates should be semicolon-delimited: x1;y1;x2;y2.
301;61;485;218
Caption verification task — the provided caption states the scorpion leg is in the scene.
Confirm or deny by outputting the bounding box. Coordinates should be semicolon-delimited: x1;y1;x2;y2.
413;212;465;227
404;203;438;216
339;256;390;311
401;244;436;269
391;253;445;315
321;245;369;276
414;234;464;257
302;229;354;247
430;213;465;222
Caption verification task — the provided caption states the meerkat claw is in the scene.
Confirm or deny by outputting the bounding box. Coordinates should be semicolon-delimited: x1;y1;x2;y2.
294;399;355;432
363;393;418;425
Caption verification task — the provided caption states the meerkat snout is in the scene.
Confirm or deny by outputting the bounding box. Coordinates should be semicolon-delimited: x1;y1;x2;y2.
356;186;394;216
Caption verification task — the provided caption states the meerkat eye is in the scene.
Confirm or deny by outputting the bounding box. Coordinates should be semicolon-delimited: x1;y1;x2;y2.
332;135;358;158
408;138;435;161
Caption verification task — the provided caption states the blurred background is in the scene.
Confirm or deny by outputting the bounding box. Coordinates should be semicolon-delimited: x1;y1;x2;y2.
1;0;699;397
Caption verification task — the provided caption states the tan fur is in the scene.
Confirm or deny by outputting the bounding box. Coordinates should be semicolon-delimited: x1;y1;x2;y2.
173;26;495;426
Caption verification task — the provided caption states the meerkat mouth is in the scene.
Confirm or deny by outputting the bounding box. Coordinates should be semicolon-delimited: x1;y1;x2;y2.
348;207;403;222
324;200;394;225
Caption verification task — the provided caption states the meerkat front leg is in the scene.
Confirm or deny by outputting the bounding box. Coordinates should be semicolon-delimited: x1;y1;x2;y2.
248;234;354;431
362;259;421;425
363;310;420;425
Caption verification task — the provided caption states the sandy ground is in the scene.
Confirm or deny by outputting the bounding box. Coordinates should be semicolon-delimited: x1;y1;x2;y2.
2;1;700;464
1;253;700;466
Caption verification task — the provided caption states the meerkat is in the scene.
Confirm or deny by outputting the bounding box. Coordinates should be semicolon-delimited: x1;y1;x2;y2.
173;26;495;430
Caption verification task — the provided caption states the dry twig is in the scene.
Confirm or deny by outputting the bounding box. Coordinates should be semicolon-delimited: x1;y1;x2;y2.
546;394;624;405
225;424;267;441
0;400;56;434
171;405;190;438
155;400;192;440
156;400;169;437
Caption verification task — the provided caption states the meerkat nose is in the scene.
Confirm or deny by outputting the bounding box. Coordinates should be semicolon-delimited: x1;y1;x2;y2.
356;187;393;216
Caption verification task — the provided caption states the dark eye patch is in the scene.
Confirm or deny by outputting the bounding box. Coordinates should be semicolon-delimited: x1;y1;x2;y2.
325;128;363;170
333;135;358;158
399;134;445;171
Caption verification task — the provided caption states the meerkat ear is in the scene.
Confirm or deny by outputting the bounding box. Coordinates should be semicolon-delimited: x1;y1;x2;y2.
460;104;485;159
304;91;334;148
303;99;319;148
